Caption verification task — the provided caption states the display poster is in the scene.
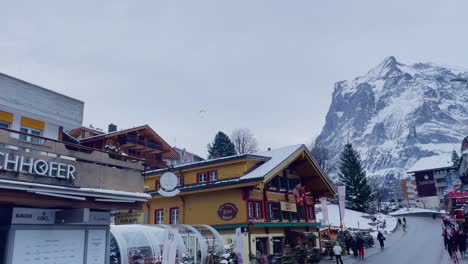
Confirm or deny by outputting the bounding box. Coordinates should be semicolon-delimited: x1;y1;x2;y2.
321;197;329;225
162;228;179;264
280;201;297;212
86;230;107;264
11;229;85;264
338;185;346;223
236;228;243;264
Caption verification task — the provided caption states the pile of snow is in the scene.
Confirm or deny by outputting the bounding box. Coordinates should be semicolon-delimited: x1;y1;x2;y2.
389;207;439;216
316;204;397;234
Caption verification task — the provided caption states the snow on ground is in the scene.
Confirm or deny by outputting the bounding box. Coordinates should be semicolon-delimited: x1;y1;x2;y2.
389;207;439;216
316;204;397;235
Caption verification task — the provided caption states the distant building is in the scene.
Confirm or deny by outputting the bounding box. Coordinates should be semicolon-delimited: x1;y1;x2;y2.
407;155;458;209
400;178;418;207
169;147;204;165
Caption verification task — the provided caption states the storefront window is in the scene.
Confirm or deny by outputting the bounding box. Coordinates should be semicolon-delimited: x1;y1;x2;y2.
272;237;283;255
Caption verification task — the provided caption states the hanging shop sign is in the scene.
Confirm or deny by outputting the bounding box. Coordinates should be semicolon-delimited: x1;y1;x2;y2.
415;171;437;197
217;203;238;221
0;151;76;181
115;211;145;225
280;201;297;212
158;172;180;197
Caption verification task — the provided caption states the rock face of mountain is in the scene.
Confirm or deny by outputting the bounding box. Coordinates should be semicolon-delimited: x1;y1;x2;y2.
316;56;468;180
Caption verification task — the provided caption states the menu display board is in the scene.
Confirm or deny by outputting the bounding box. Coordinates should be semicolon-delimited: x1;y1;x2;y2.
86;230;107;264
11;230;85;264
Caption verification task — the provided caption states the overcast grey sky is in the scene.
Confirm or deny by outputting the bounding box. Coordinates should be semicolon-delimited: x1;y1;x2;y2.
1;1;468;157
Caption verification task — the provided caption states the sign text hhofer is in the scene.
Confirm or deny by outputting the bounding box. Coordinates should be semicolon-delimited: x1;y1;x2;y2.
0;152;76;181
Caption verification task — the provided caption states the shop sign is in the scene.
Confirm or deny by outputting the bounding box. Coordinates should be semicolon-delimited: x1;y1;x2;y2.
217;203;238;221
415;171;437;197
115;211;144;225
0;151;76;181
158;172;180;197
448;191;468;199
11;207;56;225
280;201;297;212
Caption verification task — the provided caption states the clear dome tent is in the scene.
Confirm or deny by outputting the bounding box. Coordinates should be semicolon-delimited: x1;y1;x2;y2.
110;224;225;264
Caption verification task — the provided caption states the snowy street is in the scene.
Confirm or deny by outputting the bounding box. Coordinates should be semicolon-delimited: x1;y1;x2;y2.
334;217;462;264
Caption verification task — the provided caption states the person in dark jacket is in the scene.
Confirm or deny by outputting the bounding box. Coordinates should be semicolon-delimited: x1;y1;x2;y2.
377;231;386;249
449;231;459;259
443;228;449;250
345;233;353;255
458;231;467;257
356;237;365;259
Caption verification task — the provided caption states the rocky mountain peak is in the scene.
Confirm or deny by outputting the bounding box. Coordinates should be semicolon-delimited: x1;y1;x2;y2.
316;57;468;181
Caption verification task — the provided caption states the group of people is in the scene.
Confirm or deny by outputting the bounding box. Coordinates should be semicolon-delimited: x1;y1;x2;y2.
442;216;467;260
331;230;386;264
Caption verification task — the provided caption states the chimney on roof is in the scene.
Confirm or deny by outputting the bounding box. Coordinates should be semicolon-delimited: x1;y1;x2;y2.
108;123;117;133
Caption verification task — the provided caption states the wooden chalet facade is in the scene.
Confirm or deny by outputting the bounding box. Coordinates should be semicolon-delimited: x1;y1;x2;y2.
143;144;336;262
68;125;178;169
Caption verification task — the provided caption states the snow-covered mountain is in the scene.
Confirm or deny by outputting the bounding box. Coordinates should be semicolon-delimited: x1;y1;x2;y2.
316;56;468;180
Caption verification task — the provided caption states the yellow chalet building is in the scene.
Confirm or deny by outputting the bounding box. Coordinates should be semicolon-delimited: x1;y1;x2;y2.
143;144;335;262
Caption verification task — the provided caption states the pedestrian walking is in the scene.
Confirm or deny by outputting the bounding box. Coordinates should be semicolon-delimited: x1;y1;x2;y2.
356;236;365;259
443;228;449;250
333;242;344;264
345;233;353;255
450;230;459;259
458;231;467;257
397;218;401;226
402;218;407;232
377;231;386;249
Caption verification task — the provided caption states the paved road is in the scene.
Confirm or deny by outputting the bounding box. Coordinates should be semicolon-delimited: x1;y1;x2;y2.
337;217;463;264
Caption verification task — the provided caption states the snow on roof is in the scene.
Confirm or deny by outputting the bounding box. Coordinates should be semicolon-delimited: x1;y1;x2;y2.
407;155;453;172
240;144;304;180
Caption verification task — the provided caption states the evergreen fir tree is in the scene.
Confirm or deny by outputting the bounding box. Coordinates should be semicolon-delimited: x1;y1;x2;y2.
452;150;460;167
207;131;237;159
338;143;373;212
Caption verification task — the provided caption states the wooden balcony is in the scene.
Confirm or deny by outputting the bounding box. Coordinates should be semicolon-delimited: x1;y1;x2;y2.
118;135;164;154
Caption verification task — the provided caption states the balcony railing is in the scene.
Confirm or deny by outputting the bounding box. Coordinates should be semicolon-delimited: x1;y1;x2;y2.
118;135;163;150
0;127;145;166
